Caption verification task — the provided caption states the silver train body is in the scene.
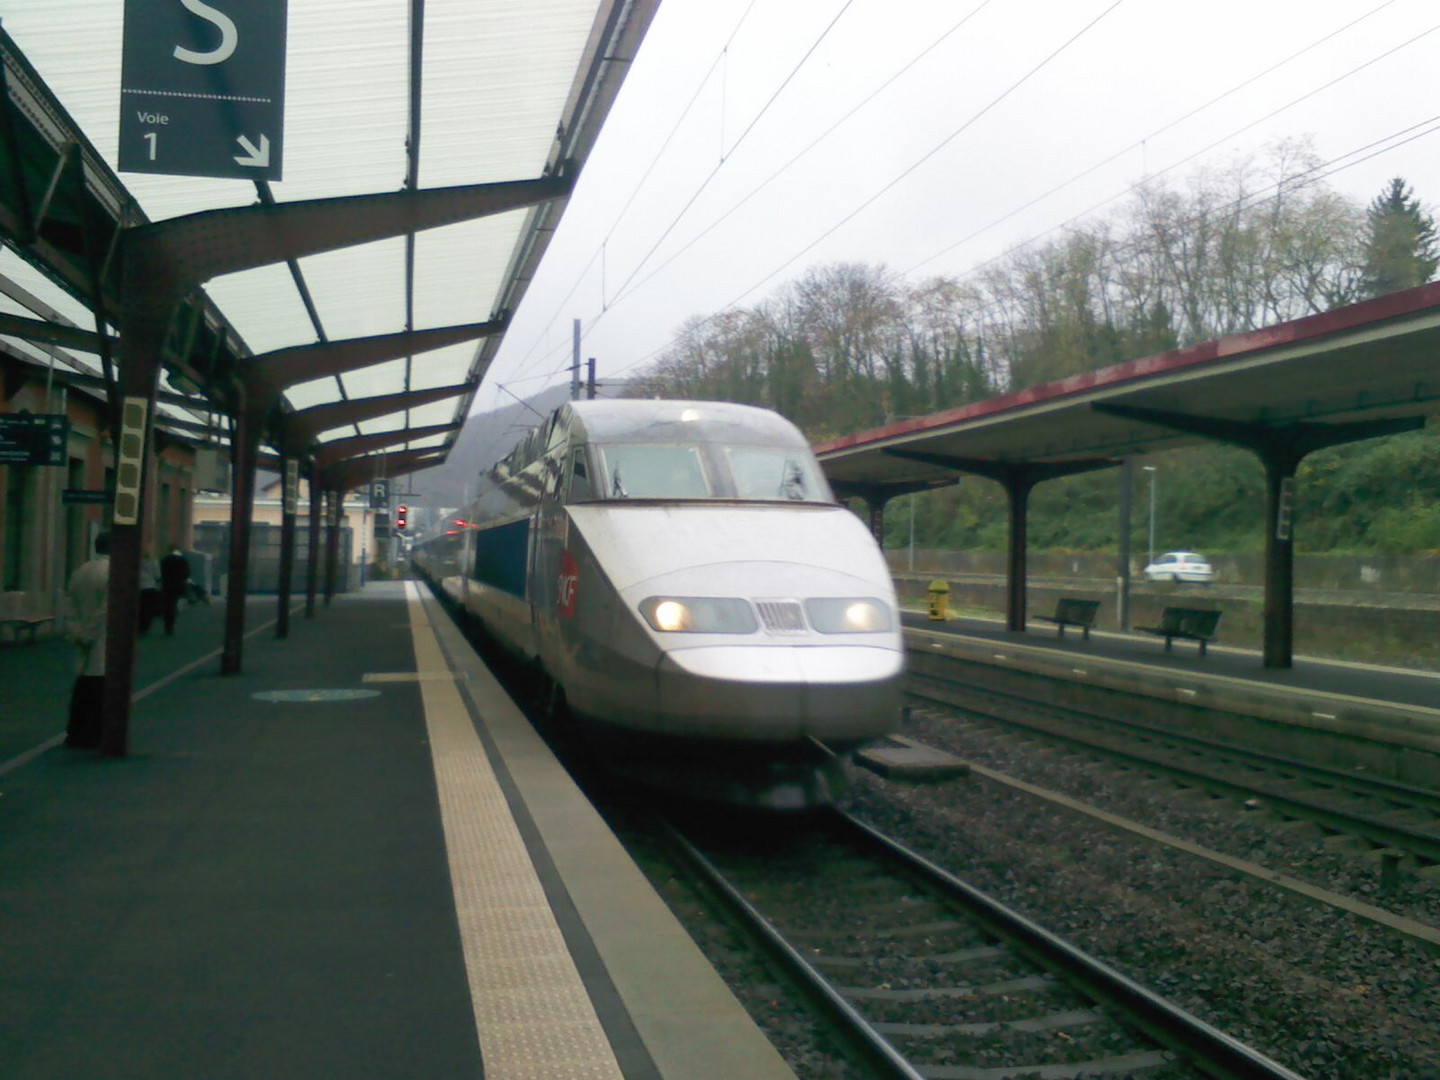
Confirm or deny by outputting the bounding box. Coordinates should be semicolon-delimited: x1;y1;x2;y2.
413;399;904;794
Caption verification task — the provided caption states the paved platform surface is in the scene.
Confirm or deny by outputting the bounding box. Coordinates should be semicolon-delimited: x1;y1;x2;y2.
903;611;1440;714
0;581;795;1080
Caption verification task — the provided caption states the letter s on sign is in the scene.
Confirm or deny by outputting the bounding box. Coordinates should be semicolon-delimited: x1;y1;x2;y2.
173;0;238;66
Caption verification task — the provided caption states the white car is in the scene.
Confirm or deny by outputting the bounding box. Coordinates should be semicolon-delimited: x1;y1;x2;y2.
1143;551;1216;583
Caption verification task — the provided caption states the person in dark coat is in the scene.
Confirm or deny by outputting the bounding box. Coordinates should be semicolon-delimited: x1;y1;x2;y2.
138;548;161;635
159;546;190;636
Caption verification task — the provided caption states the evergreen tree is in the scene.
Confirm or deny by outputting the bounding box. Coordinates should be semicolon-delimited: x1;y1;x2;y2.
1360;178;1438;299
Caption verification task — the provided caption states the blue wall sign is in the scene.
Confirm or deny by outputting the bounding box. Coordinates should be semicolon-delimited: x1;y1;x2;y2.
119;0;288;181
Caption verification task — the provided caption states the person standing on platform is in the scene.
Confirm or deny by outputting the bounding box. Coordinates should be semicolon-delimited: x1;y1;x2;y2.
65;532;110;748
138;548;161;635
160;545;190;636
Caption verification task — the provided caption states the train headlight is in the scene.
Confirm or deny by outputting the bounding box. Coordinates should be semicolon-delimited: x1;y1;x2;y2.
640;597;758;634
805;598;892;634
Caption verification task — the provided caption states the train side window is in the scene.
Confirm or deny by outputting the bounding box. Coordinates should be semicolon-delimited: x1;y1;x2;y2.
568;446;595;501
546;405;571;455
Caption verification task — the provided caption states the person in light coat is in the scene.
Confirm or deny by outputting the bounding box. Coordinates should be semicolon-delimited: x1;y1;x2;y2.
65;532;110;747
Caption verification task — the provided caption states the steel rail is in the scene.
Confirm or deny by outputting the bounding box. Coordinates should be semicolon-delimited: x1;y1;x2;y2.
909;666;1440;813
659;818;928;1080
908;673;1440;866
838;811;1308;1080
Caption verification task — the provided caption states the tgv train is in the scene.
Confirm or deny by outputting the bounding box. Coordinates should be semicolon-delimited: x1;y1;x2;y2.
411;399;905;806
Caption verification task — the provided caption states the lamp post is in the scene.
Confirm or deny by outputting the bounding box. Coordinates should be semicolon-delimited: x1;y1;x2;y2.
1142;465;1157;567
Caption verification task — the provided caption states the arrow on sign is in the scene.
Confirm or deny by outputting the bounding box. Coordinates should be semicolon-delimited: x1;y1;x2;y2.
234;133;271;168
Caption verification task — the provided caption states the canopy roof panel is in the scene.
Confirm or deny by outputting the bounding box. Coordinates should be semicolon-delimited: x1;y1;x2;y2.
0;0;660;478
817;282;1440;496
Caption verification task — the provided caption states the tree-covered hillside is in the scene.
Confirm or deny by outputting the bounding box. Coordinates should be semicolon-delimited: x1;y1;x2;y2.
625;149;1439;556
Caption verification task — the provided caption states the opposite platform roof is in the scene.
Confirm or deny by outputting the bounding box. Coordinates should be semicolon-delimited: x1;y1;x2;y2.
816;281;1440;497
0;0;659;479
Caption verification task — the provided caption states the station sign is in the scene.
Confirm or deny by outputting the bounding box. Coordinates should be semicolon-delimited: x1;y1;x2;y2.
62;489;113;505
0;413;69;466
119;0;288;181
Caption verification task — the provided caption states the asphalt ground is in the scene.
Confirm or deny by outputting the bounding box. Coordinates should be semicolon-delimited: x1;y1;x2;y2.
0;583;481;1080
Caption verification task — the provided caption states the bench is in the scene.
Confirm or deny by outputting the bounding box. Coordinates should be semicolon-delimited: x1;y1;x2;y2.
1138;606;1221;656
0;591;54;645
1034;598;1101;640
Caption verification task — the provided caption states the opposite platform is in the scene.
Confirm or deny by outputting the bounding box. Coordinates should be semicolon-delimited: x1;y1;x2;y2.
0;581;795;1080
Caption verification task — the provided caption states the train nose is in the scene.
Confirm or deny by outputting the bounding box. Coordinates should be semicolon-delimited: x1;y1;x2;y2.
654;645;904;743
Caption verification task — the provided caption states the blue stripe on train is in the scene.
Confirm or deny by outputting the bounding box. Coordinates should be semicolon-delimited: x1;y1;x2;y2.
474;518;529;597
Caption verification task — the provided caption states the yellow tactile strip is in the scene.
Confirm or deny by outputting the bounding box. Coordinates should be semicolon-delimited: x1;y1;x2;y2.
404;582;623;1080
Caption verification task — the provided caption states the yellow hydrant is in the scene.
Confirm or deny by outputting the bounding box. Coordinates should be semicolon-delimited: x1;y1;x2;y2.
927;579;950;621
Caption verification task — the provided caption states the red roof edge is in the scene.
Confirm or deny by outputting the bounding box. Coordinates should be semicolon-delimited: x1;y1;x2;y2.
815;280;1440;455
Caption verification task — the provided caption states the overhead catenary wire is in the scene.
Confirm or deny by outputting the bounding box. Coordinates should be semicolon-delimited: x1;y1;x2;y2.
599;110;1440;387
495;0;1117;398
491;2;1438;408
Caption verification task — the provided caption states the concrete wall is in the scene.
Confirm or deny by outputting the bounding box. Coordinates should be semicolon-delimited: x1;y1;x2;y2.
888;549;1440;594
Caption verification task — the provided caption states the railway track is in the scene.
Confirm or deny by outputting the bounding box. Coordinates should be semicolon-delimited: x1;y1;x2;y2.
907;670;1440;872
663;808;1302;1080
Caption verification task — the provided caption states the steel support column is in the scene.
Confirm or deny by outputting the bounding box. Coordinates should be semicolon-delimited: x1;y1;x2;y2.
276;457;299;639
1117;458;1134;630
1003;474;1034;634
1092;403;1422;669
881;449;1116;636
99;230;177;758
99;338;163;758
305;473;322;619
324;488;342;606
1260;452;1300;669
221;391;271;675
866;496;886;546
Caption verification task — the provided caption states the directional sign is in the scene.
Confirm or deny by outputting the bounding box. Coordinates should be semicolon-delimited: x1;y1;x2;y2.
0;413;69;466
119;0;287;181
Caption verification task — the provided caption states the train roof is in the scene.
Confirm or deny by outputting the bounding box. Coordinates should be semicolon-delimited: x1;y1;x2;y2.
564;399;811;447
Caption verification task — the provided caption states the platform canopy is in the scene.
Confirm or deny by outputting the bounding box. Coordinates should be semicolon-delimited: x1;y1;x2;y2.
0;0;659;477
816;281;1440;497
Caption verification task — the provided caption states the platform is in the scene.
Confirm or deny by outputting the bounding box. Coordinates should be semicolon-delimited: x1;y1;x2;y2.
903;611;1440;788
0;581;795;1080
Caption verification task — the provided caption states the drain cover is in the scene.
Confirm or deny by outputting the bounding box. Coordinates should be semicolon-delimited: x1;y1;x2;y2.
252;689;382;703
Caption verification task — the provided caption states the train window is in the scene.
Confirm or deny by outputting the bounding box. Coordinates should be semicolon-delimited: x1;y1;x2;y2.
726;447;829;502
598;445;711;499
546;406;571;454
568;446;595;501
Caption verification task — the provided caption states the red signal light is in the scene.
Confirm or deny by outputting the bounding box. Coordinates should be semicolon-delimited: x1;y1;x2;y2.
396;504;408;529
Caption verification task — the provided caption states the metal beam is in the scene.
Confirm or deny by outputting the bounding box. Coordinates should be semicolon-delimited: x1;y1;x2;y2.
313;422;459;467
286;383;470;441
325;448;445;491
139;175;575;290
882;448;1117;484
0;310;110;352
1090;403;1425;457
246;320;504;391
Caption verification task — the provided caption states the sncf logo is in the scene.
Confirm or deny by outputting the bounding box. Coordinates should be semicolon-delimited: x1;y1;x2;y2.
558;551;579;618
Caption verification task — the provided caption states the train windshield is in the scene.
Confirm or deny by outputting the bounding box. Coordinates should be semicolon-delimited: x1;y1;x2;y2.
595;443;830;502
599;445;711;498
725;447;827;501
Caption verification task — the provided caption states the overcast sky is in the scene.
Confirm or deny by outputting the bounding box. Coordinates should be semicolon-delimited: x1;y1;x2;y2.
3;0;1437;424
481;0;1440;412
